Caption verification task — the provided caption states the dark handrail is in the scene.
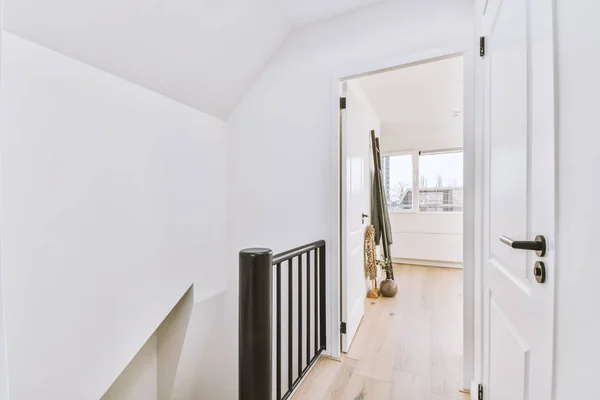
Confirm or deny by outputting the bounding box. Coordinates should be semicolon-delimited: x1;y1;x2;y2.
239;240;327;400
272;240;326;265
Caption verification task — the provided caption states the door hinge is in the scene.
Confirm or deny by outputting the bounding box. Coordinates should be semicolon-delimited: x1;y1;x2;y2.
340;97;347;110
478;383;483;400
480;37;486;57
340;322;347;334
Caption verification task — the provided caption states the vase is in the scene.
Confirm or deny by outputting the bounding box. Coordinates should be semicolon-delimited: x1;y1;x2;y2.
380;279;398;297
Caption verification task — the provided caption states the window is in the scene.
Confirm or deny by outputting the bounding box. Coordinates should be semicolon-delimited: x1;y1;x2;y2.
382;154;413;211
418;150;463;212
381;149;463;213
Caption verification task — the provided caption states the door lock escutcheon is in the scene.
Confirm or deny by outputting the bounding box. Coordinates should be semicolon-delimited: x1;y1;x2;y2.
534;261;547;284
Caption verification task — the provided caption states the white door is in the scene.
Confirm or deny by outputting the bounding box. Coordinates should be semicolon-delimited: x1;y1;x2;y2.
341;81;374;352
481;0;555;398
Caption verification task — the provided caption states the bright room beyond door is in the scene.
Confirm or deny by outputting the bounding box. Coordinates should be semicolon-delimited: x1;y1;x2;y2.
312;55;469;399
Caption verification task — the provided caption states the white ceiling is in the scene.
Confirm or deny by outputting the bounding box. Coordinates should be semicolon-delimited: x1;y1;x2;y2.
357;56;464;126
272;0;387;27
3;0;291;119
2;0;393;119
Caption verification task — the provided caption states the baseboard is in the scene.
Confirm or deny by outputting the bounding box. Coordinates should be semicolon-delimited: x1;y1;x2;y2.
392;257;463;269
319;353;344;363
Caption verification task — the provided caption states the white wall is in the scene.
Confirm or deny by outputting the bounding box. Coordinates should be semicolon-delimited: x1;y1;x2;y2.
381;122;463;153
388;213;463;264
0;32;227;400
553;1;600;399
226;0;472;395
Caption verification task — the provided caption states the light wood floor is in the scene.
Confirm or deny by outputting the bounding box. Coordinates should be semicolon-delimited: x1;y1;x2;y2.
292;264;469;400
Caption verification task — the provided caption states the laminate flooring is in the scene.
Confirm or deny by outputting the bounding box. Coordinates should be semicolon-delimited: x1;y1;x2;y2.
292;264;469;400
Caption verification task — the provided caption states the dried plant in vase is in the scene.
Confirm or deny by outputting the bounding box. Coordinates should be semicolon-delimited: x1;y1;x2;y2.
364;225;379;299
376;258;393;278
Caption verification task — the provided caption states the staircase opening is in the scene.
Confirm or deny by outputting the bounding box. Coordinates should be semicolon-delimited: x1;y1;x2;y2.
102;285;198;400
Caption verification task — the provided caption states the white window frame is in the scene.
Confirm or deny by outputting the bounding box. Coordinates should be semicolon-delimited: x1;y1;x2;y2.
383;147;464;214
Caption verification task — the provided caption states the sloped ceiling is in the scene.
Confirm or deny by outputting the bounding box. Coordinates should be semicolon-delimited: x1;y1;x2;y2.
2;0;393;119
273;0;387;27
2;0;291;119
358;56;464;126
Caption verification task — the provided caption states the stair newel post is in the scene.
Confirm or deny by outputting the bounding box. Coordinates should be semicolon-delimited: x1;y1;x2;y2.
239;248;273;400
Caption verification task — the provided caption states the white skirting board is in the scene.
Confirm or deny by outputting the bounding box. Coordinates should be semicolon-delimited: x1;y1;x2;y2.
392;257;463;269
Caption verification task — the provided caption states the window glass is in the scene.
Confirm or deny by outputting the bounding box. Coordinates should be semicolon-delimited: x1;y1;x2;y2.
418;151;463;212
382;154;413;211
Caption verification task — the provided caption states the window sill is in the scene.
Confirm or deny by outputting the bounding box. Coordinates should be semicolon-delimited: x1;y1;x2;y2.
388;210;464;215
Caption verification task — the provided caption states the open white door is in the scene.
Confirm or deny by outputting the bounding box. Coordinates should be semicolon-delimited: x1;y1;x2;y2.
481;0;555;398
340;81;376;352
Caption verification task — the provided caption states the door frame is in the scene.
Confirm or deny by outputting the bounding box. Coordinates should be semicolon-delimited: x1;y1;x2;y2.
327;44;478;391
0;3;10;398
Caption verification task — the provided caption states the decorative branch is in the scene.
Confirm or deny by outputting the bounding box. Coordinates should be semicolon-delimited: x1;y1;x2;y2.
376;258;393;278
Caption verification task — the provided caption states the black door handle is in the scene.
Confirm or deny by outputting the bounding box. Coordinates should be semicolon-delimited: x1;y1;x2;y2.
362;213;369;224
500;235;546;257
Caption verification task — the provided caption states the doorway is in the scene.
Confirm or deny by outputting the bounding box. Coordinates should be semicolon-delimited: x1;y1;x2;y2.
334;51;476;397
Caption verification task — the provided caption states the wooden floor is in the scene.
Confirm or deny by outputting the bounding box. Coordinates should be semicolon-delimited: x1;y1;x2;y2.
292;264;469;400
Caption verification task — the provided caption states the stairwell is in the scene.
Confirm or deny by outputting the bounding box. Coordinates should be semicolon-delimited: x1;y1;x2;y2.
101;289;229;400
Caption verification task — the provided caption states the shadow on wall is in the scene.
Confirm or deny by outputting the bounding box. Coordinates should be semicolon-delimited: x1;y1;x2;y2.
101;287;228;400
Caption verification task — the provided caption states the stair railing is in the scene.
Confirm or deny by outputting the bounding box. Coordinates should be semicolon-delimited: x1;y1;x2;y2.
239;240;326;400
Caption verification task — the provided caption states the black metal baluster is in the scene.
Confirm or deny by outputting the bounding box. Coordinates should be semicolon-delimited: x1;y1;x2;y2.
313;249;318;360
276;262;282;400
319;245;326;350
306;251;311;364
298;255;303;375
287;259;293;392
